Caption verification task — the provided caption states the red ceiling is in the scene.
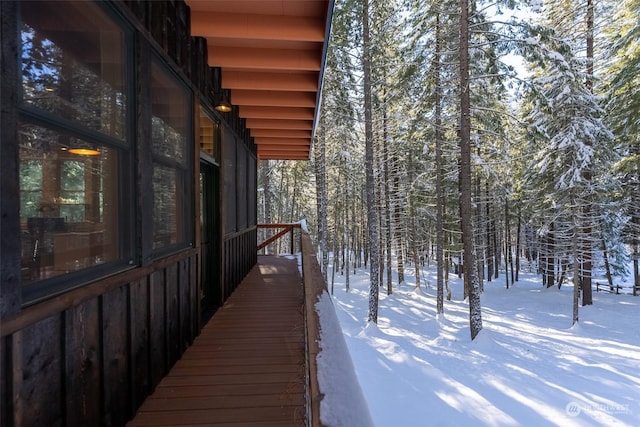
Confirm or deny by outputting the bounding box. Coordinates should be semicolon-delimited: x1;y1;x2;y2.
185;1;333;160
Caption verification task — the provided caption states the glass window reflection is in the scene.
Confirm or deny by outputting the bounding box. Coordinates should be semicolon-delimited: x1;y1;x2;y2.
21;1;127;140
19;123;120;284
150;60;190;250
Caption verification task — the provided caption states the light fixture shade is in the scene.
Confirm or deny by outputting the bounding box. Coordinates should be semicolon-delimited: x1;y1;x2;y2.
68;147;101;156
215;99;232;113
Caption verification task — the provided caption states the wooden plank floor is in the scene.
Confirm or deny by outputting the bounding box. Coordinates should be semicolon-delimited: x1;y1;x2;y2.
128;255;306;427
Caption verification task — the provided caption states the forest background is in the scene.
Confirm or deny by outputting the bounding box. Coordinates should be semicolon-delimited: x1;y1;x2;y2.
257;0;639;337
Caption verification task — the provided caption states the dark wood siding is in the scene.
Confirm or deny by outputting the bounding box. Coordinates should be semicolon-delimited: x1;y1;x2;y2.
130;278;151;411
21;316;64;427
1;253;199;427
65;298;102;426
102;285;130;427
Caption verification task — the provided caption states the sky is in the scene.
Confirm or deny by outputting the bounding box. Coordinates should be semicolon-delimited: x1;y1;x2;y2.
314;258;640;427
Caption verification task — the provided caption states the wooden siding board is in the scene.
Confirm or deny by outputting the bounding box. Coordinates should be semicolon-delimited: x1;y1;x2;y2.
165;264;180;367
64;298;102;426
190;254;199;341
19;316;63;427
0;336;9;427
149;270;167;388
130;277;150;410
10;333;22;427
102;285;131;427
178;258;191;352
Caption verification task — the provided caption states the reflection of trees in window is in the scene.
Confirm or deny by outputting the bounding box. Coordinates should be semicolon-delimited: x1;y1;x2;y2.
21;1;127;140
150;59;190;251
153;166;180;249
20;160;43;219
59;161;85;222
152;116;186;163
21;25;61;101
18;123;122;285
17;1;130;292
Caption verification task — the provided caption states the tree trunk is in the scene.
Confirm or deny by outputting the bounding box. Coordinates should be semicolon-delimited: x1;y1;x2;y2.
573;236;580;325
634;241;639;297
545;222;555;288
352;200;358;275
505;199;510;289
475;146;484;286
383;99;393;295
515;210;521;282
486;183;493;282
460;0;482;340
363;0;379;323
435;12;444;313
345;228;350;291
260;160;272;254
411;215;421;289
601;236;614;289
573;257;580;324
493;220;499;279
313;125;329;281
581;0;595;305
331;241;337;295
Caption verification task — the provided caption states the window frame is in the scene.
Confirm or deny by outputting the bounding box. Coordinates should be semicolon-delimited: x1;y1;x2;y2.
17;1;136;305
147;53;194;259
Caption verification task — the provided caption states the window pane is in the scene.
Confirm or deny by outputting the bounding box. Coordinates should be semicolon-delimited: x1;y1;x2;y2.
199;107;219;161
21;1;127;140
150;59;190;251
19;123;120;284
153;165;184;249
151;62;188;164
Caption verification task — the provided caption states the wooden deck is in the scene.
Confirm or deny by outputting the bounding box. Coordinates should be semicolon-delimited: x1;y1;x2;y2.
128;255;307;427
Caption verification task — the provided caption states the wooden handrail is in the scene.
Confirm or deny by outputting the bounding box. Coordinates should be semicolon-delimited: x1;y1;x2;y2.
257;223;302;229
257;223;302;252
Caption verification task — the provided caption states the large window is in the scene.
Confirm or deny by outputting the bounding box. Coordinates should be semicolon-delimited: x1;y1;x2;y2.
150;59;191;251
19;1;132;299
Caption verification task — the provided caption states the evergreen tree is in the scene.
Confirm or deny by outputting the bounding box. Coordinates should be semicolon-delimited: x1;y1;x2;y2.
523;6;614;320
604;0;640;294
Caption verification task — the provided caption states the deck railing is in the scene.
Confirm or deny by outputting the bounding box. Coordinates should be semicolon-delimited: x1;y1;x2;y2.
300;230;326;427
256;222;303;254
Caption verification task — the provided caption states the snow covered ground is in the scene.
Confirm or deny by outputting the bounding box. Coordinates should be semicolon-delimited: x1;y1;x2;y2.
317;261;640;427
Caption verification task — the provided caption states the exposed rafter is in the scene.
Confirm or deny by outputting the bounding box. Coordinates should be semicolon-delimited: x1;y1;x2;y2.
186;0;333;160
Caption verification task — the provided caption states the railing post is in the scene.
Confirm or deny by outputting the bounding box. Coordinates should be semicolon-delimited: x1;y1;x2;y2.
290;227;294;254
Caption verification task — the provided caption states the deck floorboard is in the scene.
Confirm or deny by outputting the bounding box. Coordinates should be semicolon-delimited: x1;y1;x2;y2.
128;255;306;427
